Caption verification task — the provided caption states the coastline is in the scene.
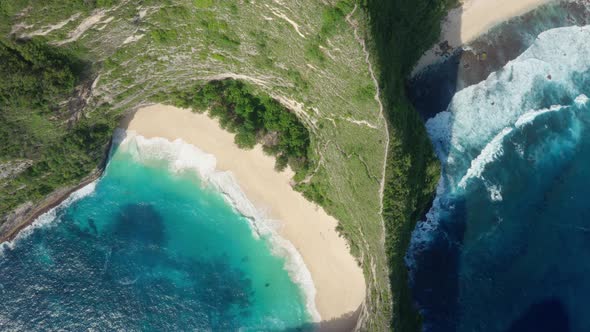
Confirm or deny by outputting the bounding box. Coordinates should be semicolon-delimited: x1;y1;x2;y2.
412;0;554;75
122;104;366;328
0;132;112;244
0;171;101;244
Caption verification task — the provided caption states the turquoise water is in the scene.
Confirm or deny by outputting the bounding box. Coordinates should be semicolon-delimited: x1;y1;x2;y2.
408;25;590;331
0;135;311;330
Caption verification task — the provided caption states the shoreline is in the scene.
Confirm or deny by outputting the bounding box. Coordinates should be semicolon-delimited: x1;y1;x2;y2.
0;135;112;244
123;104;366;329
412;0;553;75
0;171;101;244
116;129;323;322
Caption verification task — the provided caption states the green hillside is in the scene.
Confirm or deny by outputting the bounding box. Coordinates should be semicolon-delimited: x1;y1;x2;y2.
0;0;455;330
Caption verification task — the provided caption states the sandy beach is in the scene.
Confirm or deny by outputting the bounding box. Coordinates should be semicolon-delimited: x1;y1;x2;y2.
413;0;554;74
123;104;366;329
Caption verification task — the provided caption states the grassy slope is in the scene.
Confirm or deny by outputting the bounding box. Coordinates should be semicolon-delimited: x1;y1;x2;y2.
362;0;458;330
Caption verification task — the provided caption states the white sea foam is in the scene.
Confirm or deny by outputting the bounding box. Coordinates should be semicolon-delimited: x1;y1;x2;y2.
0;181;97;255
459;94;589;189
422;25;590;190
429;25;590;170
575;94;589;106
515;105;564;128
411;25;590;269
488;184;503;202
116;129;321;322
425;111;453;161
405;179;446;272
458;127;513;189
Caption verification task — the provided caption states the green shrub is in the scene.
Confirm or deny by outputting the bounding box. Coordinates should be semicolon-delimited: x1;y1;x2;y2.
150;29;178;44
194;0;213;8
163;79;312;178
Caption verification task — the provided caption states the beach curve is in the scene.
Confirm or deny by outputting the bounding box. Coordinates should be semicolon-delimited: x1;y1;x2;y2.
122;104;366;329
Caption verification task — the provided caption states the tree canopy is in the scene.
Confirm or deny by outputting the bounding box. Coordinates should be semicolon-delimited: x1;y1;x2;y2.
162;79;311;176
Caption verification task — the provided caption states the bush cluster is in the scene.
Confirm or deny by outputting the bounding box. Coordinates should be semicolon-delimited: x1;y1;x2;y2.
161;79;311;176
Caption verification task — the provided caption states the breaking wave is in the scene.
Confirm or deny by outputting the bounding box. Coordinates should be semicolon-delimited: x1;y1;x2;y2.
0;181;97;255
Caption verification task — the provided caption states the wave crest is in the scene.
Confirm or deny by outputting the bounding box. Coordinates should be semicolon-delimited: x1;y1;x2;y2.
411;24;590;278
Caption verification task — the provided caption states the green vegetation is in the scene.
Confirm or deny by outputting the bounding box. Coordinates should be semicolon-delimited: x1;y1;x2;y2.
0;0;457;330
0;0;116;35
321;1;354;36
0;37;116;214
305;0;354;64
362;0;459;330
193;0;213;8
0;38;83;118
160;79;311;177
150;29;179;44
195;13;241;50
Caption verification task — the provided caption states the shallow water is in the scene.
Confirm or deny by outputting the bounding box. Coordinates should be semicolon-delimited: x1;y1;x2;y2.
0;135;311;331
409;25;590;331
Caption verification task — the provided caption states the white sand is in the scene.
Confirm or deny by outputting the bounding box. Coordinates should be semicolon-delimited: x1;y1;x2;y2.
413;0;555;74
123;104;365;328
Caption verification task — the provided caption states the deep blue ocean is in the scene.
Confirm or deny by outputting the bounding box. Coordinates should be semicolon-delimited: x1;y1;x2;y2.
408;25;590;332
0;134;312;331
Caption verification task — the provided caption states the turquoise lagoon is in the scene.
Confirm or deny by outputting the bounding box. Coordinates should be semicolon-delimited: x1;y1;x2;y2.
0;131;315;331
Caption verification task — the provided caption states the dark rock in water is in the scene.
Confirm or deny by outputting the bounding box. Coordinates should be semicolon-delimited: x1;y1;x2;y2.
547;74;552;80
265;283;270;287
437;40;453;56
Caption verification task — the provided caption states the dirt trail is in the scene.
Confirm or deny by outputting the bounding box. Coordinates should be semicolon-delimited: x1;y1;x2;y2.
24;13;80;37
204;72;270;86
266;5;306;38
346;5;389;242
346;7;391;330
55;10;107;45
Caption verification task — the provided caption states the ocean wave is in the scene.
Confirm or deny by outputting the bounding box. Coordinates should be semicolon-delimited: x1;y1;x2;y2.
458;94;587;189
514;104;564;128
575;93;589;106
458;127;513;189
425;111;453;162
409;23;590;330
115;129;321;322
405;179;446;272
411;24;590;277
433;25;590;169
0;181;97;255
487;184;503;202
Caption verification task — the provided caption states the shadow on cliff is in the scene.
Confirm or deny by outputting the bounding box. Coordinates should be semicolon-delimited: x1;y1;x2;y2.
361;0;464;331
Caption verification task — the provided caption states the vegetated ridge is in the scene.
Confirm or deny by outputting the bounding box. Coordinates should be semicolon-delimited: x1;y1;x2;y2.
362;0;459;330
